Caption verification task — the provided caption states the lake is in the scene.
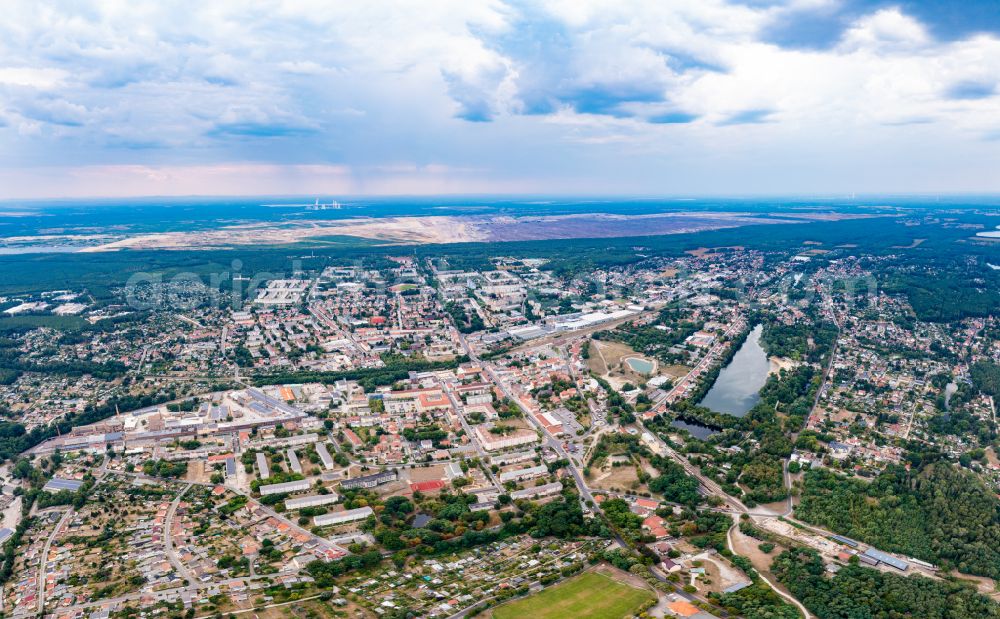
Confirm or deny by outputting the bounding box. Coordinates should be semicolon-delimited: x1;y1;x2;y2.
699;324;770;417
625;356;655;374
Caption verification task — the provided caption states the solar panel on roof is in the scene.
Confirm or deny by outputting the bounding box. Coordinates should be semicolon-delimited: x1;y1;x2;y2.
43;478;83;492
863;548;908;571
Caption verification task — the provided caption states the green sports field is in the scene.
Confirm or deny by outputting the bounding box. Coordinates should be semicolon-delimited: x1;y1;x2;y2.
491;571;655;619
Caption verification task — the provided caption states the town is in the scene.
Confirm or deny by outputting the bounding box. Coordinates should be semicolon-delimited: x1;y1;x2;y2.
0;229;998;619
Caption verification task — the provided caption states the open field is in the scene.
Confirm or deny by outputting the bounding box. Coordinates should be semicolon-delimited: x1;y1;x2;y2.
589;459;643;494
588;339;678;390
489;570;654;619
72;211;807;252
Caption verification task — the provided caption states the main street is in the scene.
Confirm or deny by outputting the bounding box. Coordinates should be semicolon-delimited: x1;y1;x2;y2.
457;332;599;509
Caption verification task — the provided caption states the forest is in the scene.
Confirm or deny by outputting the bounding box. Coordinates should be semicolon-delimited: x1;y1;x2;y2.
772;547;999;618
760;320;838;363
795;463;1000;579
971;360;1000;398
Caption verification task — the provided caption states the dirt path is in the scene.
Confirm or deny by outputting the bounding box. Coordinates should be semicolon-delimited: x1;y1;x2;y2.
727;519;811;619
691;551;746;592
591;340;610;375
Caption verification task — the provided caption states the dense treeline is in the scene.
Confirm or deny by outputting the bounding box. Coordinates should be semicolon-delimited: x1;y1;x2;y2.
772;547;1000;618
795;463;1000;578
883;265;1000;322
714;581;800;619
971;360;1000;399
367;489;602;561
306;550;383;586
254;355;466;391
647;458;702;508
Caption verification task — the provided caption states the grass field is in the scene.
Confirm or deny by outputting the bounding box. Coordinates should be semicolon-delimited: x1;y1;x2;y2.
491;571;655;619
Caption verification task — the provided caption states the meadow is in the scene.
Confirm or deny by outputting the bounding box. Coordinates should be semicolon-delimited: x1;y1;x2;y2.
490;571;654;619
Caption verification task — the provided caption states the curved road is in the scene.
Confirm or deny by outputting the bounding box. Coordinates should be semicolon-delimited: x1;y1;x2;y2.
165;483;196;583
727;520;812;619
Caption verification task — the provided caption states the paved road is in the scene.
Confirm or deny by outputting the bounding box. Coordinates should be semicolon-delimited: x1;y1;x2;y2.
458;332;598;509
441;380;504;491
165;483;196;583
32;508;73;617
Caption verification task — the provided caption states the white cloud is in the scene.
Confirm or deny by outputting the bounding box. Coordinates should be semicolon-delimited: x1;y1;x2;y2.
0;0;998;196
0;67;68;88
839;8;930;52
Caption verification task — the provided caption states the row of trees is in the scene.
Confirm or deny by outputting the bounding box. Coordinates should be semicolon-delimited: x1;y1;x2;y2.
254;354;467;391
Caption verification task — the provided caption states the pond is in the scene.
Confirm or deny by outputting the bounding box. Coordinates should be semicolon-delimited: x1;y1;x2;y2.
670;418;719;440
625;356;655;375
699;324;770;417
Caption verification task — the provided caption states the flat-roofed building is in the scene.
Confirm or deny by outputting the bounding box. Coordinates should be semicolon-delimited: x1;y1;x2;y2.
340;469;397;490
862;548;909;571
490;450;535;466
259;479;310;496
316;442;335;470
474;426;539;452
285;493;340;510
510;482;563;500
43;478;83;493
498;464;548;483
256;452;271;479
314;506;374;526
287;449;302;474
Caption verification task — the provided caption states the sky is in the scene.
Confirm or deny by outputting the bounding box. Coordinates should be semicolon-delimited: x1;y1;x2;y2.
1;0;1000;199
